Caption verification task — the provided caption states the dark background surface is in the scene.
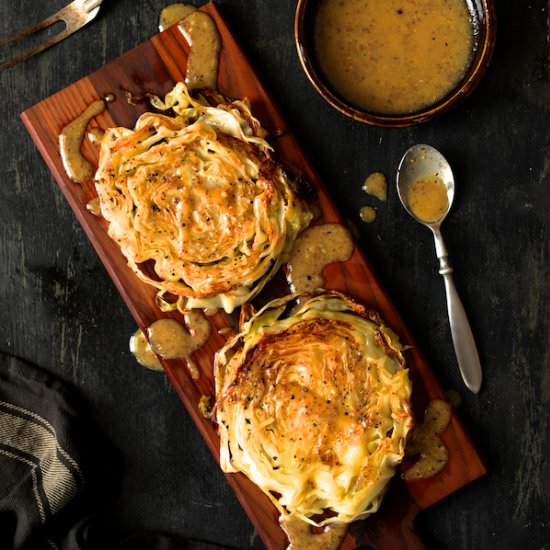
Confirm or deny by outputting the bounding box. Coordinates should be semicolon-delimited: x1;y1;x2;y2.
1;0;549;548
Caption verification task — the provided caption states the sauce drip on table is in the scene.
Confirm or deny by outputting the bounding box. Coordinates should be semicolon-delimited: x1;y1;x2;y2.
363;172;387;201
313;0;474;114
408;176;449;222
286;224;353;293
59;99;105;183
359;206;377;224
280;515;348;550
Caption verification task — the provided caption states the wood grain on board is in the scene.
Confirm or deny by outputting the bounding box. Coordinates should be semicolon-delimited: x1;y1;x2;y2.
21;4;485;548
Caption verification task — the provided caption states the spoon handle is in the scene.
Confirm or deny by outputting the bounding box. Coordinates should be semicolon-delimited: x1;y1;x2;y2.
432;229;482;393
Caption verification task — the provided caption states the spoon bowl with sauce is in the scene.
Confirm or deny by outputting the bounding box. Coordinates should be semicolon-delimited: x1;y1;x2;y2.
295;0;496;127
397;144;482;393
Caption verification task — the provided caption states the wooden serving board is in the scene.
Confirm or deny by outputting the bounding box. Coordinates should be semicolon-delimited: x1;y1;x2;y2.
21;4;485;548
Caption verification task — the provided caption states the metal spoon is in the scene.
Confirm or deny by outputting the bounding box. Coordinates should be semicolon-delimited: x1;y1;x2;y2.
396;144;482;393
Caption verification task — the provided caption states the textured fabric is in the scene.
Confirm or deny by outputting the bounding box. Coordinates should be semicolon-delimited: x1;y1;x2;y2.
0;353;231;550
0;353;104;550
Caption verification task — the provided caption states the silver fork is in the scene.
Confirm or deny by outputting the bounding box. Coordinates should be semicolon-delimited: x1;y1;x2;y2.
0;0;102;73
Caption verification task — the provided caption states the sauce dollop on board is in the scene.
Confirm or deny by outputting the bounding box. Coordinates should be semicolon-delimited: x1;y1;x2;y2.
286;224;354;292
59;100;105;183
148;312;211;361
313;0;474;115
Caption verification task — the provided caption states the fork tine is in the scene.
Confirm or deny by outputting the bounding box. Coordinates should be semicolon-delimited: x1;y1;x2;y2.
0;28;70;73
0;0;101;73
83;0;102;11
0;13;61;48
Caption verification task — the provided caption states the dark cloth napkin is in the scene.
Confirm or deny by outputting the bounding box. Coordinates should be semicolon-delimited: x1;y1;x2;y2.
0;353;102;550
0;353;230;550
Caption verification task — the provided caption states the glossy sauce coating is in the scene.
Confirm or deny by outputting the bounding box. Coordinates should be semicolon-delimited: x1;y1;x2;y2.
314;0;473;114
286;224;353;292
59;100;105;183
408;176;449;222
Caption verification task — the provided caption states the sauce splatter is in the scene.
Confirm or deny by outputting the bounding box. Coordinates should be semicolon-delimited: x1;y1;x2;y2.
186;357;200;381
363;172;387;201
403;399;452;480
59;100;105;183
129;328;163;371
446;389;462;408
148;312;211;359
158;3;197;31
86;197;101;217
359;206;377;224
286;224;354;293
130;313;211;376
146;312;211;379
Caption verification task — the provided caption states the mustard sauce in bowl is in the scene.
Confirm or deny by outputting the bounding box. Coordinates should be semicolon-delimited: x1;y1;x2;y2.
295;0;496;126
313;0;473;115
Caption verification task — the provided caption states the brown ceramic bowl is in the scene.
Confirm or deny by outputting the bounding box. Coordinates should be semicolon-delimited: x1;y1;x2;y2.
295;0;497;127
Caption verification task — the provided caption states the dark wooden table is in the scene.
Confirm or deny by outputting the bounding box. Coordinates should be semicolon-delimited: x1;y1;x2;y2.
1;1;549;548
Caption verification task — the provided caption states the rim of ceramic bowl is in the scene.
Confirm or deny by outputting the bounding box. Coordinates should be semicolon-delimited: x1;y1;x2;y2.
294;0;497;128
